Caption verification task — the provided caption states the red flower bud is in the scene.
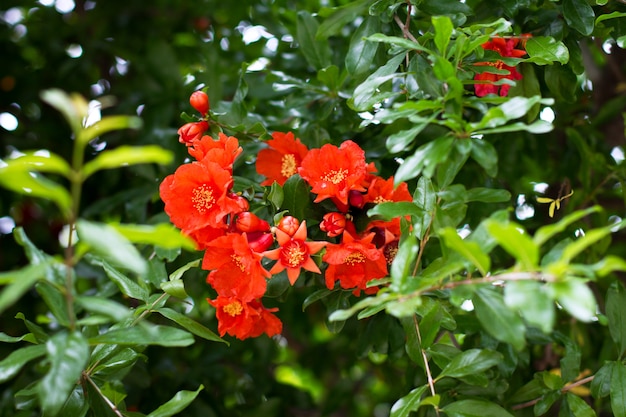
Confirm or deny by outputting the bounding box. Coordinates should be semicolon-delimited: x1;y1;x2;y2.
277;216;300;236
349;190;365;209
228;193;249;213
320;212;346;238
178;121;208;144
247;232;274;253
236;212;271;233
189;91;210;116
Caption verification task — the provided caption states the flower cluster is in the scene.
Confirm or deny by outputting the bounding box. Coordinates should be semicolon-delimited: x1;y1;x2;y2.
474;35;530;97
160;92;412;340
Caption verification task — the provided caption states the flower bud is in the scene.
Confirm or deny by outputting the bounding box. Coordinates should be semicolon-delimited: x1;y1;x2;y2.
178;121;208;144
235;212;271;233
247;232;274;253
320;212;346;238
277;216;300;237
189;91;210;116
228;193;249;213
349;190;365;208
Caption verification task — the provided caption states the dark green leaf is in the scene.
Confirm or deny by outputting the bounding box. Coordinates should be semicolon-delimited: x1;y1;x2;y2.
88;324;194;347
89;257;149;301
281;174;312;222
611;361;626;417
390;385;428;417
146;385;205;417
563;0;595;36
15;312;48;343
591;361;613;398
0;263;48;315
160;280;188;299
0;344;46;383
35;282;71;327
474;288;526;351
349;53;405;111
157;307;225;344
465;187;511;203
442;399;514;417
607;282;626;357
346;17;380;76
38;331;89;416
438;349;503;379
470;138;498;177
76;296;131;322
545;64;578;103
566;392;596;417
296;11;331;70
526;37;570;65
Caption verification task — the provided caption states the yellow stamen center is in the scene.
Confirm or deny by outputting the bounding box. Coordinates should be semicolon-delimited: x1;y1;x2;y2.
231;254;245;272
282;240;307;268
281;154;297;179
322;169;348;185
223;301;243;317
374;196;389;204
344;252;365;266
192;184;216;214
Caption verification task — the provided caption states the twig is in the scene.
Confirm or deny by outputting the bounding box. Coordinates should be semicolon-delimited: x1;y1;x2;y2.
413;315;440;416
441;271;556;290
393;14;418;44
511;375;595;410
85;373;124;417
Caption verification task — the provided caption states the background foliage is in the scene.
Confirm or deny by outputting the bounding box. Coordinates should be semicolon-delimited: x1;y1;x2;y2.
2;0;626;416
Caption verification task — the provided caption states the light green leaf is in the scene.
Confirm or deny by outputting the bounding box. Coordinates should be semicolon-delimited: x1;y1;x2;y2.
438;349;503;379
442;399;515;417
78;115;143;147
596;11;626;25
2;151;71;177
485;220;538;269
551;279;597;322
0;263;48;315
157;307;225;344
504;280;555;333
0;344;46;383
560;221;624;263
82;145;172;179
591;361;613;398
533;206;601;246
38;331;89;417
40;89;88;136
146;385;205;417
76;296;131;322
160;280;188;299
525;36;570;65
439;228;490;276
395;136;455;183
365;33;431;53
89;324;195;347
111;223;196;251
169;258;201;281
349;53;405;111
390;385;428;417
465;187;511;203
275;365;324;403
566;392;597;417
367;201;424;220
391;234;418;291
474;120;554;136
474;288;526;351
433;15;453;57
77;220;147;276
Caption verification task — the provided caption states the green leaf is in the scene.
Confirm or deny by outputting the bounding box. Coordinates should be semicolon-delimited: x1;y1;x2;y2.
504;280;555;333
169;258;201;281
281;174;312;222
36;281;71;327
77;220;147;276
15;312;48;343
596;11;626;25
545;64;578;103
76;296;131;322
316;0;370;39
89;323;195;347
566;392;597;417
560;222;623;264
413;176;436;239
157;307;225;344
0;344;47;383
470;138;498;177
442;399;515;417
474;288;526;351
591;361;614;398
146;385;205;417
395;136;455;183
533;206;601;246
111;223;195;251
40;89;88;137
563;0;595;36
160;279;188;299
606;282;626;356
349;53;405;111
465;187;511;203
485;220;538;269
38;331;89;417
78;115;143;147
274;364;324;403
0;167;72;219
438;349;503;379
433;15;453;57
551;279;597;322
0;263;48;315
296;11;331;70
365;33;431;53
525;37;570;65
82;145;171;179
439;228;490;276
391;234;418;291
89;257;149;301
346;16;380;76
1;150;71;177
611;361;626;417
367;201;424;220
418;0;472;15
390;385;428;417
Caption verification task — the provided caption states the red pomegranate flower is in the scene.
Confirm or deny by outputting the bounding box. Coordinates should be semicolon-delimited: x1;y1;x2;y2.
188;133;243;170
209;295;282;340
263;220;326;285
298;140;368;208
474;36;529;97
323;232;388;291
363;176;412;206
256;131;309;186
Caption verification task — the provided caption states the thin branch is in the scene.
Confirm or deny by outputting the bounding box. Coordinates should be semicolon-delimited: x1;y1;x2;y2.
413;315;440;416
511;375;595;410
85;373;124;417
393;14;418;43
441;271;557;290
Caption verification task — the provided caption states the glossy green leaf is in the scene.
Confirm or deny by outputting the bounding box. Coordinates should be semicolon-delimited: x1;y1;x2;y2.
563;0;595;36
470;138;498;177
386;118;437;154
367;201;424;220
396;136;455;183
82;145;171;179
146;385;205;417
465;187;511;203
349;53;405;111
533;206;601;246
169;258;201;281
596;11;626;25
346;16;380;76
14;312;48;343
390;385;428;417
157;307;225;344
0;263;48;315
35;281;71;327
438;349;503;379
474;120;553;135
525;36;570;65
77;220;147;276
316;0;370;39
296;11;331;70
38;331;89;417
433;15;453;57
83;376;120;417
56;386;88;417
391;234;418;291
442;399;515;417
89;323;195;347
591;361;614;398
485;220;538;269
2;151;71;177
566;392;596;417
89;257;149;301
474;288;526;351
281;174;313;222
439;228;490;276
545;64;578;103
78;115;143;147
606;282;626;356
76;296;131;322
611;361;626;417
91;347;140;378
0;344;46;383
504;280;555;333
551;279;597;322
111;223;195;251
160;279;188;299
365;33;431;53
560;221;624;263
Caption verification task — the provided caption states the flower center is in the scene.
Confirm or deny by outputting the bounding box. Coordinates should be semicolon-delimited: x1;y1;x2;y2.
231;254;245;272
192;184;216;214
281;154;297;179
322;169;348;185
344;252;365;266
223;300;243;317
373;196;389;204
280;240;308;268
